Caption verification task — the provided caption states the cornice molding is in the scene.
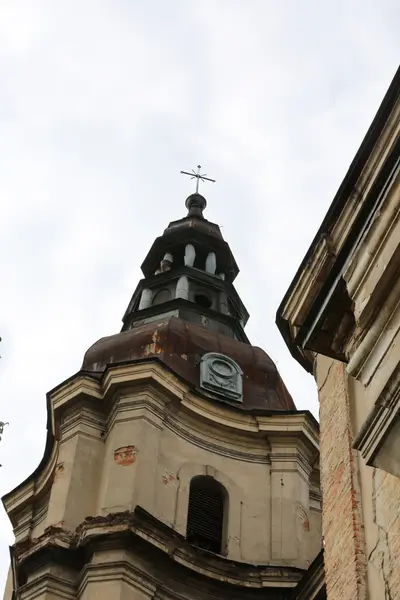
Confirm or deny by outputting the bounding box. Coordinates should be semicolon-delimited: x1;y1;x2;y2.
31;498;48;530
78;560;157;598
14;508;304;593
346;270;400;386
51;376;102;417
164;414;270;464
256;413;319;451
59;404;105;443
18;573;76;600
276;81;400;373
344;168;400;319
353;362;400;466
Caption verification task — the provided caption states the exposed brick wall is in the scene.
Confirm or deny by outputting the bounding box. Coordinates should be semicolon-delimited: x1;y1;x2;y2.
318;360;367;600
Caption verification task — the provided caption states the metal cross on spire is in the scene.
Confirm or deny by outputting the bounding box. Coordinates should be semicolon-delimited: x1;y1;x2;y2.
180;165;216;193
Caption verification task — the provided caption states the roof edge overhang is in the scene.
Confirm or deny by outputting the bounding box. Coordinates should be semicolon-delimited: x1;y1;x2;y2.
276;66;400;372
13;505;306;592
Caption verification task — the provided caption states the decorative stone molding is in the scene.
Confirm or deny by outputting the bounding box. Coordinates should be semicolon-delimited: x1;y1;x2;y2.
346;269;400;387
353;362;400;477
12;506;305;598
200;352;243;401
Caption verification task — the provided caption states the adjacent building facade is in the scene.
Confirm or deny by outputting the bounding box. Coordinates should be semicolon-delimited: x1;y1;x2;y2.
277;67;400;599
3;192;324;598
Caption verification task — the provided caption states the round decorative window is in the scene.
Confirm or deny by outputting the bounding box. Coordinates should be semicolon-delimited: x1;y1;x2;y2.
200;352;243;402
210;359;234;378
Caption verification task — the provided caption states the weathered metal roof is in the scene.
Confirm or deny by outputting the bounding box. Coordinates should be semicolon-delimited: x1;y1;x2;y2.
82;316;296;412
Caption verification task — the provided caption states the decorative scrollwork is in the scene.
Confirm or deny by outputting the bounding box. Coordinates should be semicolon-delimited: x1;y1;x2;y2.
200;353;243;401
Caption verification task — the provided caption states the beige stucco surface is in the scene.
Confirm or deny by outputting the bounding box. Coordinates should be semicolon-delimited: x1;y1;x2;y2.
2;363;322;600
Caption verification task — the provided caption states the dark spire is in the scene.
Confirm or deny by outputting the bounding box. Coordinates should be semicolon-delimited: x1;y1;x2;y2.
121;171;247;342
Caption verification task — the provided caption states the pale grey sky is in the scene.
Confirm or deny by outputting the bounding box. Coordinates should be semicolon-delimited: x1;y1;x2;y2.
0;0;399;587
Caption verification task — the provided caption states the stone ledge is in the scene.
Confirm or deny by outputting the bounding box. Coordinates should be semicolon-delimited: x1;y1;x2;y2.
13;507;305;594
353;362;400;476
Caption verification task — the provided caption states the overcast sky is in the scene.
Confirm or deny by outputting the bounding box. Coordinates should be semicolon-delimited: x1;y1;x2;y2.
0;0;399;587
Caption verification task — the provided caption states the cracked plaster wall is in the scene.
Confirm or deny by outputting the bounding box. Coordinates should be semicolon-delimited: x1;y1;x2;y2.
315;355;400;600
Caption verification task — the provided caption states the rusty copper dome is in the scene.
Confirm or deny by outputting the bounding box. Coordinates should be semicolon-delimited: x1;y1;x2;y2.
82;316;296;412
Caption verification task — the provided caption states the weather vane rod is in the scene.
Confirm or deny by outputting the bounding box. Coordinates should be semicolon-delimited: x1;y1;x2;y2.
180;165;216;193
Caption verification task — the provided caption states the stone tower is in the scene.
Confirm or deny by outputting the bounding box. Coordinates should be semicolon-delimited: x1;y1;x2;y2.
3;191;322;600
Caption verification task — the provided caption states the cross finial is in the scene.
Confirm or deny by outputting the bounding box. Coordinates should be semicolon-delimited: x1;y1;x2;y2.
180;165;216;193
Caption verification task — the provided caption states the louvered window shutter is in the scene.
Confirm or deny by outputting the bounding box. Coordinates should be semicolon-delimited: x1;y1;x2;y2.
186;477;225;554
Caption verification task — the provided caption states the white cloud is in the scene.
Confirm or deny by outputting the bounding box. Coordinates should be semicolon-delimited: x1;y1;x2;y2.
0;0;399;586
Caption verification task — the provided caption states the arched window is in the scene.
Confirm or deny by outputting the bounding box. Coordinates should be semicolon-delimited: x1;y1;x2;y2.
186;476;227;554
194;292;213;309
152;288;172;305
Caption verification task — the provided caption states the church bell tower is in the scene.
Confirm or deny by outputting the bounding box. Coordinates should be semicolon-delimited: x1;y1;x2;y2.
2;180;322;600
